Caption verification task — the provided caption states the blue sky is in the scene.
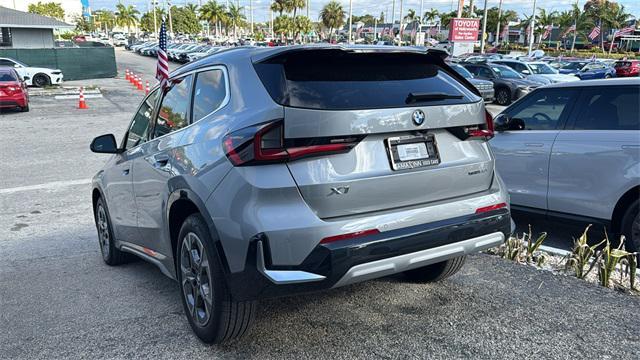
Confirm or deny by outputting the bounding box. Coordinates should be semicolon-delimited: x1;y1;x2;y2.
90;0;639;24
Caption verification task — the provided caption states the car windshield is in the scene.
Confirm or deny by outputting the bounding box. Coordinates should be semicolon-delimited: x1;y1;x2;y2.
491;66;523;79
450;64;473;79
563;62;587;70
528;63;557;74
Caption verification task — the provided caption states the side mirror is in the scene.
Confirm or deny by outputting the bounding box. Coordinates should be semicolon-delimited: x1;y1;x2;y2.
494;114;510;132
90;134;120;154
521;69;531;75
22;76;30;82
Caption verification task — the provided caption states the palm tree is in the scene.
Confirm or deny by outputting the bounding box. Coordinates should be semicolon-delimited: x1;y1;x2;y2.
422;8;438;24
286;0;306;18
271;0;286;16
94;10;116;33
200;1;227;36
227;4;246;40
319;1;345;41
535;9;557;45
115;3;139;35
185;3;199;14
605;4;632;53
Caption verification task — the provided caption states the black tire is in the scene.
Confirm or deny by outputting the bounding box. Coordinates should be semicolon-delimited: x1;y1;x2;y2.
177;214;256;344
32;73;50;87
20;104;29;112
94;197;129;265
604;74;612;79
621;199;640;262
494;88;512;106
403;256;467;283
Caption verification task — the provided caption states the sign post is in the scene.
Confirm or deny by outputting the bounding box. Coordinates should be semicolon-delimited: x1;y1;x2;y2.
449;18;481;56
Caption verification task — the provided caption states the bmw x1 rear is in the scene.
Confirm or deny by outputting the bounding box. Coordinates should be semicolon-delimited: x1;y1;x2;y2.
90;46;512;344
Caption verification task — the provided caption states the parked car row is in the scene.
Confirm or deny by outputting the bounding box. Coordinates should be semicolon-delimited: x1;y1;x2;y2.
128;40;226;64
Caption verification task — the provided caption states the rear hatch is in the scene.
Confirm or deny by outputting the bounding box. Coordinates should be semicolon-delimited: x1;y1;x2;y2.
253;48;493;219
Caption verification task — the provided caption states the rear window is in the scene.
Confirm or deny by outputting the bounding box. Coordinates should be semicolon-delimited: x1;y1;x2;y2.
254;50;478;110
0;69;17;81
614;61;631;68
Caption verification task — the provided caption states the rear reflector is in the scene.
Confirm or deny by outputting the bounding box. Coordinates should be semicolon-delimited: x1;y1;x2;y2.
475;202;507;214
320;229;380;245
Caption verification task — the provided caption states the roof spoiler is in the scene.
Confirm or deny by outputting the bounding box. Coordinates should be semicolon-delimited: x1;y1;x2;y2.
426;48;450;60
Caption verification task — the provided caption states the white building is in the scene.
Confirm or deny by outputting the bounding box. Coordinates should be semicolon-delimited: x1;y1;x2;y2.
0;0;84;24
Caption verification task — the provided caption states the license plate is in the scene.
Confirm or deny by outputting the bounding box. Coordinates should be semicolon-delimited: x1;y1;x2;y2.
386;134;440;171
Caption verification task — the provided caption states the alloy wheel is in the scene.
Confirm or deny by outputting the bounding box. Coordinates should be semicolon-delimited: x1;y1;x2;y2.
33;75;48;87
96;205;110;259
497;90;509;105
180;232;214;327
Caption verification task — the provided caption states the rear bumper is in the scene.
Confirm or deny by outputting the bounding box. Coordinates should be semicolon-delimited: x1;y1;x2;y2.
223;208;511;301
0;95;27;108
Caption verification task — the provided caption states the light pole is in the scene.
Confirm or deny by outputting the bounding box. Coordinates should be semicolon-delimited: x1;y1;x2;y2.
495;0;503;46
152;0;158;34
418;0;423;46
398;0;403;46
167;0;174;35
528;0;537;54
348;0;353;44
306;0;309;19
480;0;488;53
250;0;253;34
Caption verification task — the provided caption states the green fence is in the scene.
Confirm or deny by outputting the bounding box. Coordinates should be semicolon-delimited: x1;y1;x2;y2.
0;47;117;81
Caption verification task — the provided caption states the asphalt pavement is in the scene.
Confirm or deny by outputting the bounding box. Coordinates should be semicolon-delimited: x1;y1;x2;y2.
1;48;638;359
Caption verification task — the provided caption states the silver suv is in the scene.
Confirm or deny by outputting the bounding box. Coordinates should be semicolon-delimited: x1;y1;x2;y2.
491;78;639;253
90;46;512;343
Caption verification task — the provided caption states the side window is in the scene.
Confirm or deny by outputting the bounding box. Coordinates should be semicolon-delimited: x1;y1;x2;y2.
477;67;494;78
515;64;529;73
154;75;193;138
507;89;576;130
125;89;160;149
0;59;14;66
572;87;639;130
464;66;479;76
192;69;227;122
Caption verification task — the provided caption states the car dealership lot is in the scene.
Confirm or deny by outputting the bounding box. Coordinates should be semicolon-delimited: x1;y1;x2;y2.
1;49;639;358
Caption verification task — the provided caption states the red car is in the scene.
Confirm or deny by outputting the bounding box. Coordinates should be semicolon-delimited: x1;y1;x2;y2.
614;60;640;77
0;66;29;112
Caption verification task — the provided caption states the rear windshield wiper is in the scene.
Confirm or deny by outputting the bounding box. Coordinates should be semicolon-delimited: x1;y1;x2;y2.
406;92;464;104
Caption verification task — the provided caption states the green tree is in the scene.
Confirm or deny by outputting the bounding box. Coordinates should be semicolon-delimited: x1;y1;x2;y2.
94;10;116;33
200;1;227;36
286;0;307;18
227;4;246;39
74;15;94;33
115;2;139;35
139;8;165;33
422;8;438;24
170;6;200;35
293;15;312;39
271;0;286;16
319;1;345;41
28;2;65;21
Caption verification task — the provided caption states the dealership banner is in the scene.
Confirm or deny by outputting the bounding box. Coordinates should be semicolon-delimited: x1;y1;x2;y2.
448;18;480;42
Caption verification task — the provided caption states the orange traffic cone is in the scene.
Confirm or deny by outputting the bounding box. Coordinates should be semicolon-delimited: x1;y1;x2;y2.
78;87;88;109
145;81;150;94
129;72;135;84
125;69;130;81
137;77;144;91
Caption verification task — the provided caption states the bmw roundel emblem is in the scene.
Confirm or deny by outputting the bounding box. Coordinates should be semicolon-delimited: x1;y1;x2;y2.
412;110;425;126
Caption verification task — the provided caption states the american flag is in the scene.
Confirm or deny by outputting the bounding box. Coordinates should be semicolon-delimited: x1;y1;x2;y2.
614;25;636;38
588;25;600;40
156;19;169;88
542;25;553;40
562;24;576;39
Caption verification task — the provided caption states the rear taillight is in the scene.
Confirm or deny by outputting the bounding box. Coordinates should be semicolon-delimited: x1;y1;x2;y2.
465;110;494;139
475;202;507;214
320;229;380;245
222;120;362;166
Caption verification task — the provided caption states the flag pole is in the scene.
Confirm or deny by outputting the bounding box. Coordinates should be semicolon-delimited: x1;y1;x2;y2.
480;0;488;53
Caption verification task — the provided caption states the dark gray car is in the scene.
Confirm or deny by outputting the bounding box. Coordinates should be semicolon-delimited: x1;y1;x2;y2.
90;46;512;343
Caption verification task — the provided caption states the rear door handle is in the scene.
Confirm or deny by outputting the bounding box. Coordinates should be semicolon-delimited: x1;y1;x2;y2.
152;154;170;168
122;169;130;176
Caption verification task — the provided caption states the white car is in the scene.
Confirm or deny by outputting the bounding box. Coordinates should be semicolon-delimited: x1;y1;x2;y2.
0;58;63;87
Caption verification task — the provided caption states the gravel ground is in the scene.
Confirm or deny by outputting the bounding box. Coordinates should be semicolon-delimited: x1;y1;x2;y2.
1;49;638;360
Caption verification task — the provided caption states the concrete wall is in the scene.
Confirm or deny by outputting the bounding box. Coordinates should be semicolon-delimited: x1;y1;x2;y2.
0;47;117;80
9;28;54;48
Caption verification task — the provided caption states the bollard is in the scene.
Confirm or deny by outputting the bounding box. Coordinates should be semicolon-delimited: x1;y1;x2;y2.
137;77;144;91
